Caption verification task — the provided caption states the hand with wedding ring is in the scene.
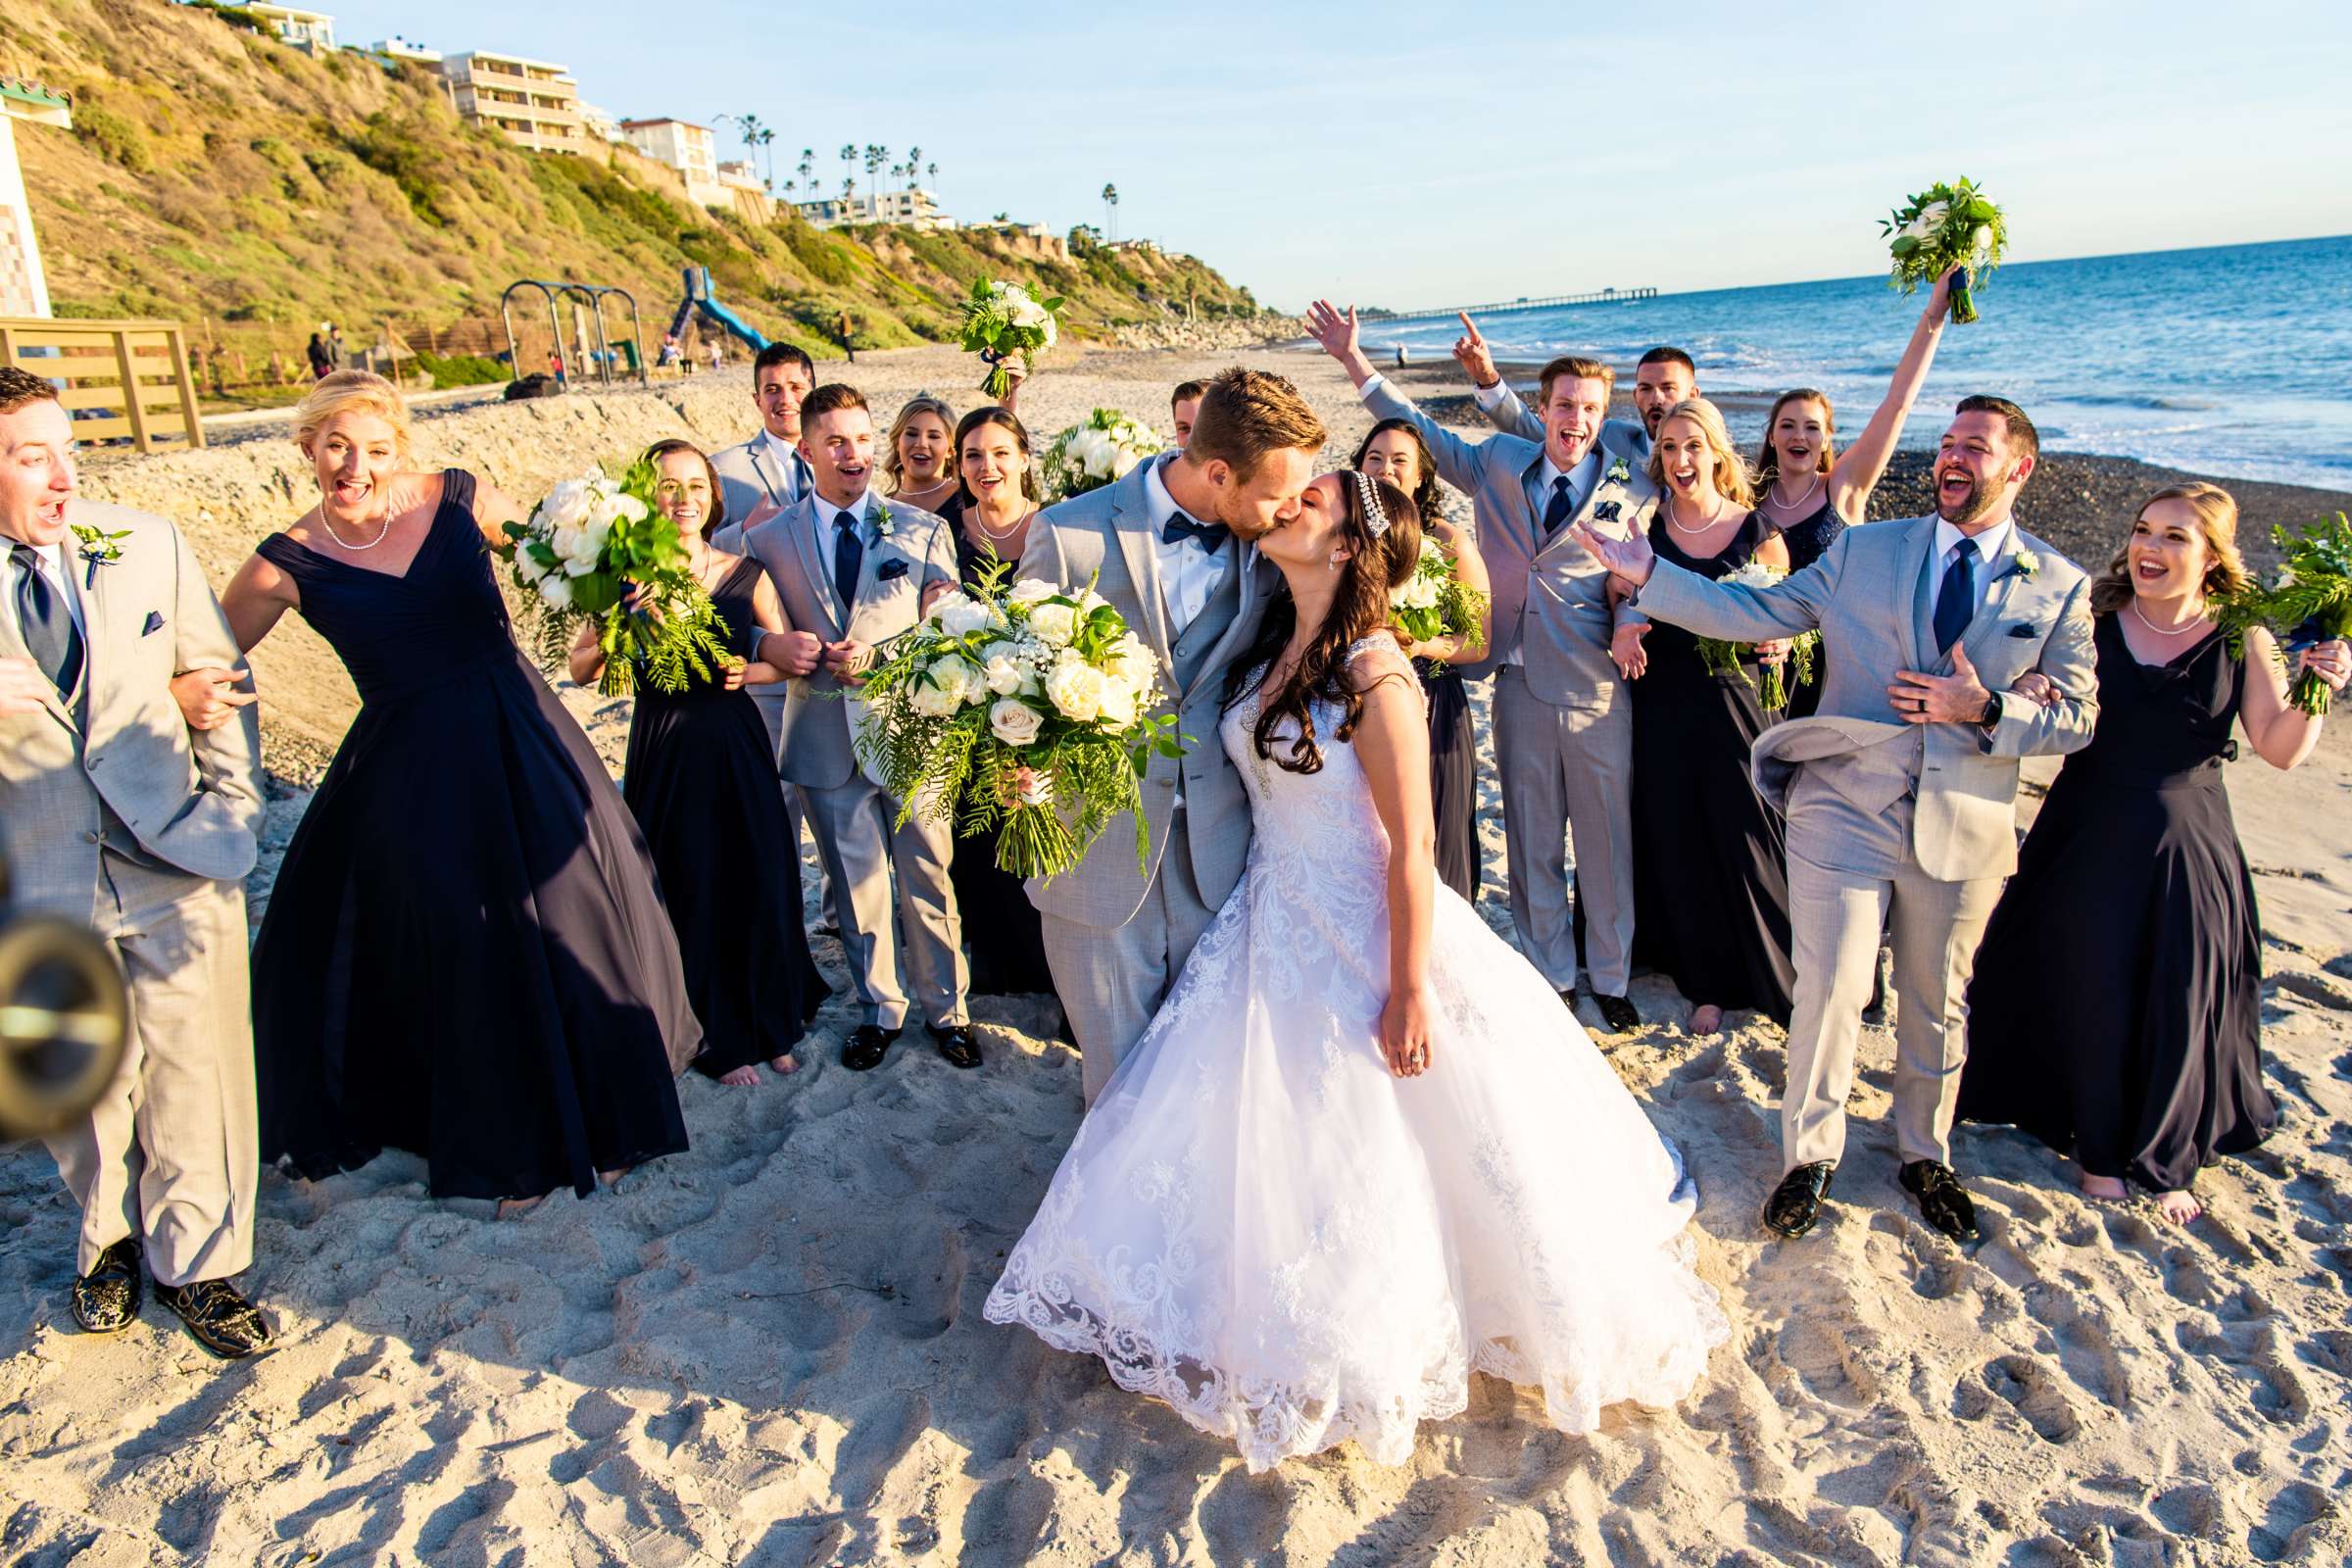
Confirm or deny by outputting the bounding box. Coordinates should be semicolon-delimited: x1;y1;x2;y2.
1889;643;1993;724
2296;638;2350;695
1380;981;1437;1080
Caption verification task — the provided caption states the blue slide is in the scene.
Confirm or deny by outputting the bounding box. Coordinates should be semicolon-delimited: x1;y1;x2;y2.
667;267;767;352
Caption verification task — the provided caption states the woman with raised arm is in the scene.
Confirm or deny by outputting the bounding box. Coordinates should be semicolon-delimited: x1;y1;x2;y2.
1353;417;1491;902
882;394;961;517
984;469;1724;1472
1960;484;2351;1224
218;371;698;1216
571;439;827;1089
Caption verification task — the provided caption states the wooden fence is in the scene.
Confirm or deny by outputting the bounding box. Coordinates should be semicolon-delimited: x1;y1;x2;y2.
0;317;205;452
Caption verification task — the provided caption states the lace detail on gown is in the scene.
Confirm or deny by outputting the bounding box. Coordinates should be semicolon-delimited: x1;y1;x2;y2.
983;635;1727;1471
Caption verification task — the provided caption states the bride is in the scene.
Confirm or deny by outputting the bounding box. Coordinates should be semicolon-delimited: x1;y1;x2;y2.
983;469;1727;1471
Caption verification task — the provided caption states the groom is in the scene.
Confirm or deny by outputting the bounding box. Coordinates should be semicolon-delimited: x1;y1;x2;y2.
1580;395;2098;1245
1018;368;1324;1102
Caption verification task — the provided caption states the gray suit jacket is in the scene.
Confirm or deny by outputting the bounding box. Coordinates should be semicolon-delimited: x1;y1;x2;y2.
710;434;808;539
0;501;265;909
739;491;957;791
1363;378;1653;707
1635;514;2099;881
1017;459;1273;930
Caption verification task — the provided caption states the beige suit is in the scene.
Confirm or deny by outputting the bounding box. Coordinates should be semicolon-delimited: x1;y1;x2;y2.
1;500;265;1286
1636;514;2099;1172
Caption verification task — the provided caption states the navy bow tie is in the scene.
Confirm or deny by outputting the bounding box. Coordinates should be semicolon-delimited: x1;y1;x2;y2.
1161;513;1229;552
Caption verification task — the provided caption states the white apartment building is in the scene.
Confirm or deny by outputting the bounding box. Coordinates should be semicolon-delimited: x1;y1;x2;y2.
621;119;728;211
231;3;337;54
443;51;584;156
795;186;954;232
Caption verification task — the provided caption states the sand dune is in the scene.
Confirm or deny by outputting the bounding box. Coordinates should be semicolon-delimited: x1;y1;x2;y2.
4;345;2348;1565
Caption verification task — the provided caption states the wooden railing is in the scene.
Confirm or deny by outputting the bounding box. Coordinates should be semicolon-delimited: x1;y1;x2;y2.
0;317;205;452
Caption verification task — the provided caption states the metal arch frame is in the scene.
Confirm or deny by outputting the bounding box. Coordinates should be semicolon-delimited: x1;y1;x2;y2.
499;279;649;390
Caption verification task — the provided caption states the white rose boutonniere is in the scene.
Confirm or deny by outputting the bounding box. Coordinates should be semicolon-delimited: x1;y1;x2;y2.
869;497;897;541
1605;458;1631;486
69;524;132;589
2010;548;2040;580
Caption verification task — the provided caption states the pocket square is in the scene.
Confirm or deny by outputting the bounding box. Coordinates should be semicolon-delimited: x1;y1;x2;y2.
142;612;165;635
2006;623;2035;638
875;559;910;582
1592;501;1622;523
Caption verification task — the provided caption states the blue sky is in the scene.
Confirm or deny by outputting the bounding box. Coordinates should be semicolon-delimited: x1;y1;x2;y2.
330;1;2352;312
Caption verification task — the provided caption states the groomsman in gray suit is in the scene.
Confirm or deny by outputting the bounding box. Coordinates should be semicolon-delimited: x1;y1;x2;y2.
1307;301;1651;1032
0;368;273;1356
1448;312;1695;455
1018;368;1322;1102
1581;396;2098;1245
738;383;977;1071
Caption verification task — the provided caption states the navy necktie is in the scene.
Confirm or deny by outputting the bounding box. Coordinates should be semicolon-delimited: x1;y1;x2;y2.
831;512;862;612
1933;537;1980;655
12;544;82;696
1160;512;1228;552
1542;473;1577;538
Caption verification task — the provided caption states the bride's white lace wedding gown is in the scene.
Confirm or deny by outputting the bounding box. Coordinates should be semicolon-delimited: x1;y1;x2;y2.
983;639;1727;1471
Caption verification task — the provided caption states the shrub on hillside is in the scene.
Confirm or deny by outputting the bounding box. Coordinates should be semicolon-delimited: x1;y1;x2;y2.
416;351;510;387
72;106;152;173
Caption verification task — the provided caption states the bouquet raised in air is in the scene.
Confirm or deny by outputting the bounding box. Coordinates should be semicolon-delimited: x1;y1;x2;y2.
1881;178;2007;323
1389;534;1490;663
1695;561;1819;710
2255;513;2352;715
855;558;1184;879
1042;409;1163;501
501;461;733;697
957;277;1064;400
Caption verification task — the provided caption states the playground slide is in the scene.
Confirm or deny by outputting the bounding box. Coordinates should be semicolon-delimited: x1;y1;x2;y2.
693;296;768;353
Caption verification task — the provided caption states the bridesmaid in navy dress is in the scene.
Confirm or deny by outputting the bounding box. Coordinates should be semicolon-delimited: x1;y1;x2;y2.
219;372;698;1216
570;440;827;1088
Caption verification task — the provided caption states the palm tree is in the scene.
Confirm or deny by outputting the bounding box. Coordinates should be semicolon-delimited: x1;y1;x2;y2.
906;145;923;187
1102;182;1120;243
799;148;815;187
756;126;776;187
925;160;937;190
839;144;856;190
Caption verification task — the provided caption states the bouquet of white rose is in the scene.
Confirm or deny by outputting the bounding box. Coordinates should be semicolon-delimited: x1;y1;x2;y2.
1041;409;1163;501
957;277;1065;401
1694;561;1819;710
1389;534;1490;663
855;558;1184;879
1881;177;2007;323
499;459;733;697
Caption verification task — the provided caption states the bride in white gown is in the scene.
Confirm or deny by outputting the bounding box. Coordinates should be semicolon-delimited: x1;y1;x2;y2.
984;470;1726;1472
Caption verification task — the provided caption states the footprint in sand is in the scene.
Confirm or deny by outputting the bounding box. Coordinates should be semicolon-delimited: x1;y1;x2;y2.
1957;1354;2082;1444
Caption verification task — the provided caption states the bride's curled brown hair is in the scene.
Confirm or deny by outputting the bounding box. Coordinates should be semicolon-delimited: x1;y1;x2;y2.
1225;472;1423;774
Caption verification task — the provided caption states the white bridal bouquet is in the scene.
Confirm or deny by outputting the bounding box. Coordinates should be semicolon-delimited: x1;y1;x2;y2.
498;459;733;697
1041;409;1163;501
1389;534;1491;663
957;277;1064;400
1880;177;2008;323
1694;562;1819;710
855;559;1184;879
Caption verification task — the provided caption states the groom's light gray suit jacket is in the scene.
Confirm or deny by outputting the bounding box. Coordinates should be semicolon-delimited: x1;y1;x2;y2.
1361;378;1652;711
1018;458;1273;930
1635;514;2099;881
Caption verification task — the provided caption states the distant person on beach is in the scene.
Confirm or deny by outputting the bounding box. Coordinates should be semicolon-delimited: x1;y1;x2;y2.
834;310;858;364
0;366;275;1358
1962;483;2349;1224
306;329;332;380
708;340;725;373
883;393;961;515
1168;379;1204;449
218;371;700;1217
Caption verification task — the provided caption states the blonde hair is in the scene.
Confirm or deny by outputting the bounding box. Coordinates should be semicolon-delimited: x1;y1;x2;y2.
883;393;957;494
1537;355;1615;406
295;369;415;466
2089;482;2250;616
1645;397;1754;508
1186;367;1328;480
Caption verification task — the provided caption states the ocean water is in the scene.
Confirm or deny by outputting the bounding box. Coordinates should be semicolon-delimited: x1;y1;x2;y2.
1348;236;2352;491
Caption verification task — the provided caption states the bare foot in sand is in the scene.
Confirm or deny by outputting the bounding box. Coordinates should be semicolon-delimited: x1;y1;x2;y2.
2155;1189;2203;1224
496;1195;548;1220
770;1053;801;1076
598;1167;633;1188
717;1066;760;1087
1689;1004;1723;1036
2079;1173;2130;1201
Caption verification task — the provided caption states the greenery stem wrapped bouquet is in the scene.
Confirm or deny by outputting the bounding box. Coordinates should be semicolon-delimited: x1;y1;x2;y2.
1389;535;1490;662
500;460;733;697
1041;409;1164;501
1881;178;2007;323
957;277;1065;400
2255;513;2352;716
854;558;1184;879
1695;561;1819;710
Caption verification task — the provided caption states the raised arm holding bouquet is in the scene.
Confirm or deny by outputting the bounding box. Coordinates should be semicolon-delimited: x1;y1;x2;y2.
958;278;1064;402
1883;178;2006;323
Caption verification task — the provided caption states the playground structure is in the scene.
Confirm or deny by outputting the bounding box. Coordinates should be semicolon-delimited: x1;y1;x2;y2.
665;267;767;359
499;279;648;391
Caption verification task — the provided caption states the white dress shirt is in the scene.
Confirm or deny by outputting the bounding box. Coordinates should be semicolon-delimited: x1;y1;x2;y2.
3;536;89;645
1141;454;1230;636
1933;514;2017;618
761;429;809;506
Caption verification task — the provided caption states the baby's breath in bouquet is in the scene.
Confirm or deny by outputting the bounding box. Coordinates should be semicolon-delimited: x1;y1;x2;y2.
500;460;732;697
957;278;1064;400
1389;534;1490;663
1695;561;1818;710
855;558;1184;879
1881;178;2007;323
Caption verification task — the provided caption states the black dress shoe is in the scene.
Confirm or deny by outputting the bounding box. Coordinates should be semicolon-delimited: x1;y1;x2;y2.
1900;1159;1981;1243
1763;1161;1837;1239
929;1023;982;1069
841;1024;901;1071
155;1278;274;1358
71;1238;142;1334
1592;993;1641;1033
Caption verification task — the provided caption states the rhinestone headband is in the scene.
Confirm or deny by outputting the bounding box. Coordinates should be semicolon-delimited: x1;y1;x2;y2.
1351;469;1392;537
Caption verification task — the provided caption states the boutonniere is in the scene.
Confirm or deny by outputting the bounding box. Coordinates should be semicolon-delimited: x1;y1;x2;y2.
1605;458;1631;486
69;523;131;588
2007;548;2040;580
868;497;897;542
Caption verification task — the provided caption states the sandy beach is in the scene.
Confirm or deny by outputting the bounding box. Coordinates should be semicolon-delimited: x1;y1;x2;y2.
4;342;2349;1565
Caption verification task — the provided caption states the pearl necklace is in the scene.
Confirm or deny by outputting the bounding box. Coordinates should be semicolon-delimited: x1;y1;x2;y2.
318;507;393;552
2129;597;2207;638
970;505;1034;544
1762;471;1823;516
1665;495;1736;536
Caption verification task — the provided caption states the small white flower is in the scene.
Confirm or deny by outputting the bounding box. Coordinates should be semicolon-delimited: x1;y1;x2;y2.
870;499;897;539
989;697;1045;747
1606;458;1631;485
2011;549;2040;578
1393;571;1442;612
1102;630;1156;688
1044;660;1108;722
931;593;996;639
980;645;1037;696
538;575;574;610
514;547;547;583
1028;601;1080;647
